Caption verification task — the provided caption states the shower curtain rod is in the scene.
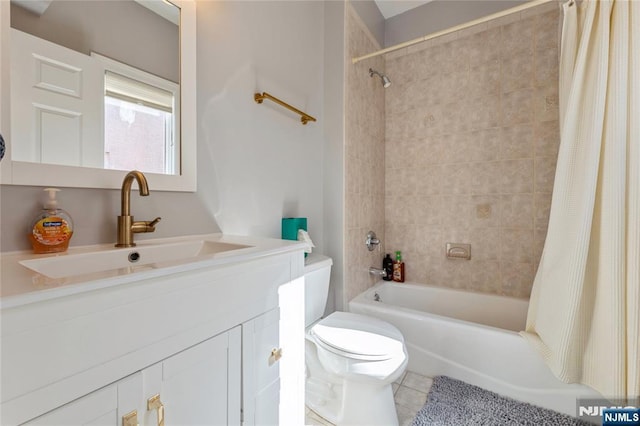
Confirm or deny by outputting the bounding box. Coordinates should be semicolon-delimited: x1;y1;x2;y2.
352;0;555;64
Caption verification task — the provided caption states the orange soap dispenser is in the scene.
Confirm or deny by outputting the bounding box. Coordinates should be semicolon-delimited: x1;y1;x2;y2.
29;188;74;254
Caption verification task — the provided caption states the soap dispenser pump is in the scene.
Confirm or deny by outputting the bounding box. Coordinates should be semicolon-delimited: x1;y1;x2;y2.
29;188;74;254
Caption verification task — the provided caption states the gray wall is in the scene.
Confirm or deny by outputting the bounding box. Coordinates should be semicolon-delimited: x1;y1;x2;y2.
350;0;384;47
1;1;330;255
384;0;527;47
0;184;218;250
11;0;179;82
323;1;346;313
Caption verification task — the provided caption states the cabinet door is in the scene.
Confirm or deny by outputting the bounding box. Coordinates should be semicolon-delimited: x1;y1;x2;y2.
243;308;281;426
142;327;242;426
23;373;141;426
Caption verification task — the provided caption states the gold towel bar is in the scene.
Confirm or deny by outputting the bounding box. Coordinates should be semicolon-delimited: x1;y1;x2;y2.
254;92;317;125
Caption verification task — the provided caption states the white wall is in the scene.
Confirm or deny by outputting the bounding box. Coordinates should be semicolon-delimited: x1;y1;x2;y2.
196;0;325;251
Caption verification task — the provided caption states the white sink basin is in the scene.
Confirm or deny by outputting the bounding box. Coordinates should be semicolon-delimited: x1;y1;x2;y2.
19;240;251;279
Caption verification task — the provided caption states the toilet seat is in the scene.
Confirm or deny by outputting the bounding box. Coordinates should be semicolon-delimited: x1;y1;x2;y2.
310;312;405;361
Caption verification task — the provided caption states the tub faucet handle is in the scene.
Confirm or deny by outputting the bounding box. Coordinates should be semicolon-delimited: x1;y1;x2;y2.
366;231;381;251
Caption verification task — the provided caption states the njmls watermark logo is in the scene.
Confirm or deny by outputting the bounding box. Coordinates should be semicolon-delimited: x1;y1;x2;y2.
577;398;640;425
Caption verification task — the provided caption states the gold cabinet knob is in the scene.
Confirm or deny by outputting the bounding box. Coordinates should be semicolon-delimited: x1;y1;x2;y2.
147;394;165;426
122;410;139;426
269;347;283;365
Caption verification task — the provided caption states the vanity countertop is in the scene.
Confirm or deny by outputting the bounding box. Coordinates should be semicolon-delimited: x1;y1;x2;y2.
0;233;306;309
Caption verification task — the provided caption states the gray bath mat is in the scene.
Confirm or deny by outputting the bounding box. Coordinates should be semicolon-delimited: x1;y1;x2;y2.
412;376;590;426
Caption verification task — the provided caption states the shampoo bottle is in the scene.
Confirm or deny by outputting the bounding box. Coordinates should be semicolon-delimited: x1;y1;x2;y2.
29;188;74;254
392;250;405;283
383;253;393;281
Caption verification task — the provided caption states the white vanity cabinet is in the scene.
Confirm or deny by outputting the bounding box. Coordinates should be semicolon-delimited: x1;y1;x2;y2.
24;326;244;426
242;308;282;426
0;236;305;426
23;380;129;426
140;326;243;426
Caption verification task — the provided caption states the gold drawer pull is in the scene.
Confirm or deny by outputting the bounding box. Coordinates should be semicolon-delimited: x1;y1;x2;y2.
147;394;165;426
269;347;283;365
122;410;138;426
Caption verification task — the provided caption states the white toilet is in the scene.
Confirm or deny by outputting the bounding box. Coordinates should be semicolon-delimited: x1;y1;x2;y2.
304;254;408;426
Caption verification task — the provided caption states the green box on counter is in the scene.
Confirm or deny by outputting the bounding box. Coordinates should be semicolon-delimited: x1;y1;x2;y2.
281;217;307;241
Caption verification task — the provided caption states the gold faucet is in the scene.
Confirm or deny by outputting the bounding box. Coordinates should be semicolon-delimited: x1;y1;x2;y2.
115;170;161;247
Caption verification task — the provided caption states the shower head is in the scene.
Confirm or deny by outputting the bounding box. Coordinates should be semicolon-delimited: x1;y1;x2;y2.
369;68;391;88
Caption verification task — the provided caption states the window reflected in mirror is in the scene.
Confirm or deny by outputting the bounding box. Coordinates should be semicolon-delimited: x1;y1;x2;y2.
102;66;178;175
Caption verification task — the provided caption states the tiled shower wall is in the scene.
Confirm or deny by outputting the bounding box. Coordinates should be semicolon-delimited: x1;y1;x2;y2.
383;3;561;298
344;5;386;305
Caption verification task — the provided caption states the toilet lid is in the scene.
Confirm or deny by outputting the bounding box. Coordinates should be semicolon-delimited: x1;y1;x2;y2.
311;312;404;361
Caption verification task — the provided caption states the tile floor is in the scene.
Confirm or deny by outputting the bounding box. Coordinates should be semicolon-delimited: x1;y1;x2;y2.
305;371;433;426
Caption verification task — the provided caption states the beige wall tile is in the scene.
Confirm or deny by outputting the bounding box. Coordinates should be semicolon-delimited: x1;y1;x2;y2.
502;89;534;126
535;8;561;50
407;40;432;55
534;192;552;228
441;195;472;228
501;228;534;263
500;124;534;159
380;9;560;298
534;85;559;123
441;164;471;195
469;227;500;261
501;159;534;193
502;52;534;93
468;27;501;67
469;161;502;195
501;16;535;58
470;260;501;293
534;119;560;157
535;46;559;88
521;1;559;19
535;156;558;193
414;196;443;226
500;193;534;229
415;225;443;257
441;259;473;289
501;261;535;298
470;195;501;228
440;132;470;164
468;59;501;98
344;9;386;306
534;225;548;264
469;94;502;130
416;164;443;195
469;128;501;162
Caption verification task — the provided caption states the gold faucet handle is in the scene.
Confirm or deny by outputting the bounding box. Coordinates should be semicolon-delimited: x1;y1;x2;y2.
131;217;162;233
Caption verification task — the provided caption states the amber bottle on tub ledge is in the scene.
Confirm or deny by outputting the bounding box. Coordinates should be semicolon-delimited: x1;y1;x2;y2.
392;251;405;283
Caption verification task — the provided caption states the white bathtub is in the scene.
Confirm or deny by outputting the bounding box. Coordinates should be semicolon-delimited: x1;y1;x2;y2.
349;281;602;416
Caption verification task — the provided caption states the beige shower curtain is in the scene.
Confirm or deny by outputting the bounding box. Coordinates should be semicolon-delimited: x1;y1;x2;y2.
521;0;639;400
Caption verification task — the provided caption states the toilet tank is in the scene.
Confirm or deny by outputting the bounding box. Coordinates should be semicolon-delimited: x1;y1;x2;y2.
304;254;333;327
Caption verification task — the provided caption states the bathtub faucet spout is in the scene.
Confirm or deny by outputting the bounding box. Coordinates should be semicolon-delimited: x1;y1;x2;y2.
369;267;387;278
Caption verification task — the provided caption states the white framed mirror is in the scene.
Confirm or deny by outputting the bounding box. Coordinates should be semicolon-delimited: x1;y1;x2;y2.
0;0;196;191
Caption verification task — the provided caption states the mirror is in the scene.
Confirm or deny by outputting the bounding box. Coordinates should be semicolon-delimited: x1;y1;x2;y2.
0;0;196;191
